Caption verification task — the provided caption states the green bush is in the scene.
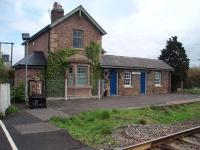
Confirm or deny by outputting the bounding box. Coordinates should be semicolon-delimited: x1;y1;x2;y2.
11;83;25;102
5;105;20;115
181;87;200;94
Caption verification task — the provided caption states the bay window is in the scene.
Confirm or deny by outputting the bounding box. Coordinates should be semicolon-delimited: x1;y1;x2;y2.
77;66;88;86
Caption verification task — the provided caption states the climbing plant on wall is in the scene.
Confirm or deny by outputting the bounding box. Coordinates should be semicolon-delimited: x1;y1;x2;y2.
86;41;102;95
47;48;76;78
46;48;76;97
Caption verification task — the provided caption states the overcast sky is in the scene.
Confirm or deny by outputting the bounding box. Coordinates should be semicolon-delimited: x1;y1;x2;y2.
0;0;199;66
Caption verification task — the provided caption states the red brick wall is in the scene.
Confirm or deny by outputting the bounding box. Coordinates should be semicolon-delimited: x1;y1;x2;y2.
14;68;45;86
50;12;102;54
147;71;171;94
28;31;49;58
104;69;171;96
118;70;140;96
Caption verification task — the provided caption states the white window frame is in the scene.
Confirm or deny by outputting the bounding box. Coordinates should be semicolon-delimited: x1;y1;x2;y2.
155;72;161;87
124;71;132;87
76;66;88;86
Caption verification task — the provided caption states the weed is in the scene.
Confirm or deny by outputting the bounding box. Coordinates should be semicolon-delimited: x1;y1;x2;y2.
5;105;20;115
99;110;110;120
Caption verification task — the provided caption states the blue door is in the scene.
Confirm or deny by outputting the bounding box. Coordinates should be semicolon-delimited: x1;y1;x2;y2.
140;72;146;94
110;70;117;95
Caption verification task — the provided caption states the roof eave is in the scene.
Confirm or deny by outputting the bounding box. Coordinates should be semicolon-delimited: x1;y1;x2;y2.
101;65;174;71
12;65;46;69
21;25;50;45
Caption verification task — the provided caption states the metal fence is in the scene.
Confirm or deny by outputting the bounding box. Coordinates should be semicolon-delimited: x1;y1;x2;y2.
46;78;65;97
46;76;105;99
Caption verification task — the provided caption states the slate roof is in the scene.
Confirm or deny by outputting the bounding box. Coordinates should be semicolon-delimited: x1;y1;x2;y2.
101;55;174;71
12;51;47;68
22;5;106;45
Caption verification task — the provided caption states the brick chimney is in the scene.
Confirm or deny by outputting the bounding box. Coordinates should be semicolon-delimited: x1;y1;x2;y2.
51;2;64;23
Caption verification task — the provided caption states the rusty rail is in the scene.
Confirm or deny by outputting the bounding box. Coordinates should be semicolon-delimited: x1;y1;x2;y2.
117;125;200;150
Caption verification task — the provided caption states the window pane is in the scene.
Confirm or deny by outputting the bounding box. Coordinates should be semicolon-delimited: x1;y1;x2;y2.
67;73;73;86
155;72;161;85
73;30;83;48
77;67;88;86
124;72;132;86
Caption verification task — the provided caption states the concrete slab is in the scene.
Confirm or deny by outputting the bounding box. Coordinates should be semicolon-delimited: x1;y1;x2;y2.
166;98;200;105
14;122;60;135
25;108;69;121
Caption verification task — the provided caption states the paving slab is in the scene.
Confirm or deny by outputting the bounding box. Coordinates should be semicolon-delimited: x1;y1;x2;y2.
48;94;200;116
3;111;94;150
14;122;60;135
25;108;69;121
0;124;12;150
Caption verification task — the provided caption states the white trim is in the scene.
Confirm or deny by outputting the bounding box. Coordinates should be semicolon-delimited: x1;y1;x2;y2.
155;84;162;87
0;120;18;150
65;78;68;101
124;85;133;88
124;71;132;86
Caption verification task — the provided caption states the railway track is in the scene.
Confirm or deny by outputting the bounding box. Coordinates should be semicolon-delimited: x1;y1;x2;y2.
120;126;200;150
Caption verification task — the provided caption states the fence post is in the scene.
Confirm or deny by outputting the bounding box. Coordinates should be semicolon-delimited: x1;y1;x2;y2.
65;73;68;101
101;80;105;97
98;79;101;99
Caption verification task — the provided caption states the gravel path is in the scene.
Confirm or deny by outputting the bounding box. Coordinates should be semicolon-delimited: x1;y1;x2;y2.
112;119;200;148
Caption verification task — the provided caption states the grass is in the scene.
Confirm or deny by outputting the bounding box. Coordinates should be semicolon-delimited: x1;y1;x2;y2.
181;87;200;94
50;102;200;148
5;105;20;115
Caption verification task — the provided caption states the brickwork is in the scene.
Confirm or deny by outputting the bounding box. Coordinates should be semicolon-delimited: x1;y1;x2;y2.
118;69;140;96
49;12;102;54
104;69;171;96
147;71;170;94
28;31;49;58
14;68;45;86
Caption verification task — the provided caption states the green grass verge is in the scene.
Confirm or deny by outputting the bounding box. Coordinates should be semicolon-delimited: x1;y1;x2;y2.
50;102;200;148
181;87;200;94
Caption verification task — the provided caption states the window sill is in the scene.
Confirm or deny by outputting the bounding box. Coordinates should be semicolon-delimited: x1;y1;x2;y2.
68;85;92;89
155;84;162;87
72;47;84;50
124;85;133;88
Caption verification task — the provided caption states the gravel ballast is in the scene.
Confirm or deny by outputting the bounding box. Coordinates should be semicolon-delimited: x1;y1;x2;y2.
112;119;200;148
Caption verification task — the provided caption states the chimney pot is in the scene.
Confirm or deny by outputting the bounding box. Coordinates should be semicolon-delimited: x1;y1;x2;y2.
51;2;64;23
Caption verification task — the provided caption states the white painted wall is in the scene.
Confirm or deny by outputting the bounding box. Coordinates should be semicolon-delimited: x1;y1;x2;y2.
0;84;10;115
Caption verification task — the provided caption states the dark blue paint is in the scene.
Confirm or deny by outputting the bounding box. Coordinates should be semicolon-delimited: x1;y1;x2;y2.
140;72;146;94
110;70;117;95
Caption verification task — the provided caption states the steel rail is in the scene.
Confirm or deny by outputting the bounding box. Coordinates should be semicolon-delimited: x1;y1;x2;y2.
117;125;200;150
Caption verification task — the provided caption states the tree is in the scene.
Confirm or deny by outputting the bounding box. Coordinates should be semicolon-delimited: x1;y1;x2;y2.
86;41;102;95
185;67;200;88
159;36;189;91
